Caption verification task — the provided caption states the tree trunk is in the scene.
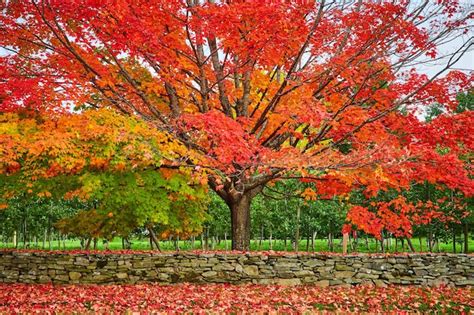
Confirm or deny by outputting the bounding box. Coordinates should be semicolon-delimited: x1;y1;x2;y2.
224;233;228;251
148;228;161;251
328;233;334;252
48;229;52;250
342;233;349;254
294;206;301;252
453;229;456;253
463;222;469;254
205;227;209;250
406;238;415;252
428;227;433;252
85;238;92;250
228;193;252;251
269;231;273;251
175;236;180;251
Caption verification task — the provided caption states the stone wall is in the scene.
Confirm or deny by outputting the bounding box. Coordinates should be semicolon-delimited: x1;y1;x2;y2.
0;251;472;286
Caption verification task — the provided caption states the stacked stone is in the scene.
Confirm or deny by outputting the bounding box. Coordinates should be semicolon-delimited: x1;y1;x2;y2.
0;251;472;286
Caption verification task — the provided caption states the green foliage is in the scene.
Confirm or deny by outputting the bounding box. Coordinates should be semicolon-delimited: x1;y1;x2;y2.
57;169;209;239
455;90;474;113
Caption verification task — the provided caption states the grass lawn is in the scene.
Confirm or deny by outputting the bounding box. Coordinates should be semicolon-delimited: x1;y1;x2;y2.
2;236;472;253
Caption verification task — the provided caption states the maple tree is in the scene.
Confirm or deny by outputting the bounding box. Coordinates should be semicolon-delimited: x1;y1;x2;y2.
0;109;209;248
1;1;473;250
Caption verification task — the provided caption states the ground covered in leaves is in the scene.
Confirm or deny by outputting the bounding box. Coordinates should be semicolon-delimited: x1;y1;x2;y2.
0;283;473;314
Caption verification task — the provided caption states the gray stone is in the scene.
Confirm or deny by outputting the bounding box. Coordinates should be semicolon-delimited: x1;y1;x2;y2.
334;271;355;279
243;265;259;276
116;273;128;279
69;272;82;281
314;280;330;287
274;278;301;285
303;260;324;267
202;271;218;278
0;251;472;287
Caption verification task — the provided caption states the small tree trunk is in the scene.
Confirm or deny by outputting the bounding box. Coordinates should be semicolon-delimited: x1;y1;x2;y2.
23;221;27;249
13;231;17;248
224;232;228;251
43;230;46;249
201;233;205;250
306;234;310;252
395;238;398;252
328;233;334;252
406;238;415;252
463;222;469;254
211;236;216;250
312;231;316;252
175;236;180;251
85;238;92;250
294;206;300;252
259;225;264;251
284;237;287;251
205;227;209;250
428;227;433;252
342;233;349;254
418;236;423;252
150;230;161;251
48;230;52;250
380;232;385;253
453;229;456;253
269;231;273;251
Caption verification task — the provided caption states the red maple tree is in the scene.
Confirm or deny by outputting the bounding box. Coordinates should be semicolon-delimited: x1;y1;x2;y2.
1;1;472;249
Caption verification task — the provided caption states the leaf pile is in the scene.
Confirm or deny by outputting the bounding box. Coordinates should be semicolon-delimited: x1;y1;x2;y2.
1;283;472;314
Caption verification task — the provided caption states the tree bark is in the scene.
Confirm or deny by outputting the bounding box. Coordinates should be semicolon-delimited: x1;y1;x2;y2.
463;222;469;254
269;231;273;250
228;192;253;250
342;233;349;254
406;238;415;252
148;227;161;251
294;206;301;252
224;232;228;251
453;229;456;253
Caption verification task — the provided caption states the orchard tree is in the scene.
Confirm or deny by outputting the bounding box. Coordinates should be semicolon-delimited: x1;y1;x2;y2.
1;1;473;249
